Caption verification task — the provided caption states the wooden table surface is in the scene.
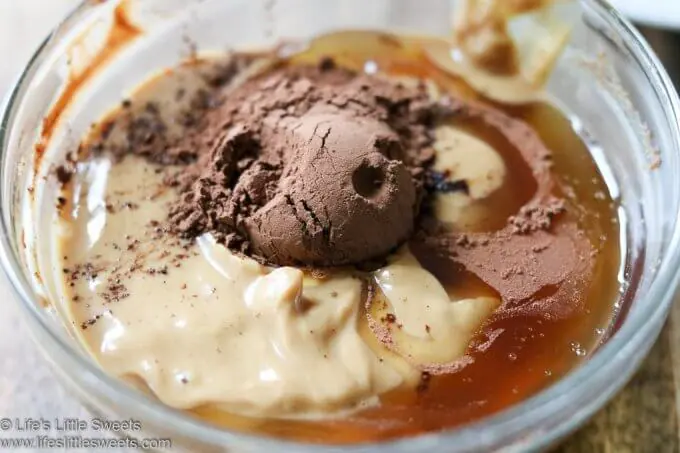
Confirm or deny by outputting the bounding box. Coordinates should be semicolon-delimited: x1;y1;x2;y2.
0;2;678;452
557;27;680;453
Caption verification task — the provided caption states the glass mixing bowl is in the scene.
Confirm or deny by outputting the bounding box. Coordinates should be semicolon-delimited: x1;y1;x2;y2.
1;0;679;451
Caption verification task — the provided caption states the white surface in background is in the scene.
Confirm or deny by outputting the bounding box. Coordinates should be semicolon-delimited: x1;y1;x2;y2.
0;1;79;89
611;0;680;29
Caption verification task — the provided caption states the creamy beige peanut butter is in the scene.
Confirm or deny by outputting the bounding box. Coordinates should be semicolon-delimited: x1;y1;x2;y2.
59;126;502;416
432;126;506;228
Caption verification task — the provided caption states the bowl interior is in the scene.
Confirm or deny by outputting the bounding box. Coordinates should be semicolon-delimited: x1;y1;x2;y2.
2;0;680;451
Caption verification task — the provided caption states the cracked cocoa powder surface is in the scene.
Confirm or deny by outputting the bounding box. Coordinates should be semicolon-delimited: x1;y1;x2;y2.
168;60;441;266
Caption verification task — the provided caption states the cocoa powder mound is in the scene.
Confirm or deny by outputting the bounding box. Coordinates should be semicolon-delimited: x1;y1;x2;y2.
167;61;440;266
76;52;594;318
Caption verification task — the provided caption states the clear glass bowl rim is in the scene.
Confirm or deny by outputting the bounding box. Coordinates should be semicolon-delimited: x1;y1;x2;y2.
1;0;680;451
